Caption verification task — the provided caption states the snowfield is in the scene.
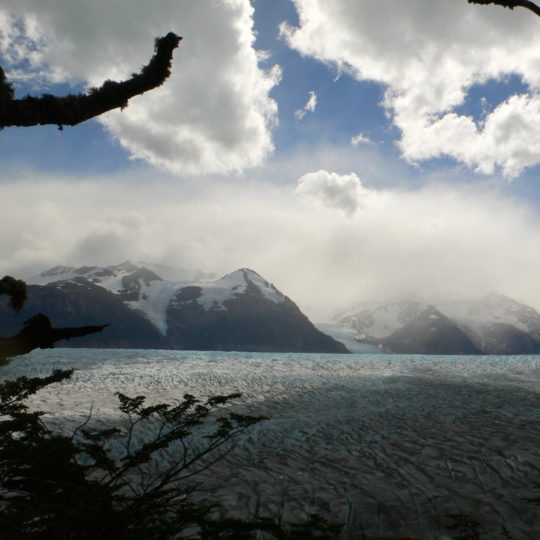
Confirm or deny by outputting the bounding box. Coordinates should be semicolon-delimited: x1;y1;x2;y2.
2;350;540;539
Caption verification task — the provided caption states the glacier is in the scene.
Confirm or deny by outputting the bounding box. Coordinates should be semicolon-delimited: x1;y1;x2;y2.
1;350;539;539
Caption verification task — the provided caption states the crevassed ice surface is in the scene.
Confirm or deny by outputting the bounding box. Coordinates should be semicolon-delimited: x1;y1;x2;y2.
2;350;539;540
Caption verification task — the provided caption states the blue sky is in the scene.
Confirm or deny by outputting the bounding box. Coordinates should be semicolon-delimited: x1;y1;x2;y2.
2;0;540;319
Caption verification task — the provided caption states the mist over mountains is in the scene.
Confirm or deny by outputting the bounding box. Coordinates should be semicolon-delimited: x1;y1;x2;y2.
2;261;540;355
328;293;540;355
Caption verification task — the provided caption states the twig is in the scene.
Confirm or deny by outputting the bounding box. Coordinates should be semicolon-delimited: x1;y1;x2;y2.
71;401;94;441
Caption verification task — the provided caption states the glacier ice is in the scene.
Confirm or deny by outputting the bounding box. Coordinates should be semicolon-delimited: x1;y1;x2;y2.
2;349;539;539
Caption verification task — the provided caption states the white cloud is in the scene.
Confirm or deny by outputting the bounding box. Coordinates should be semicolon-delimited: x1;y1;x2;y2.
282;0;540;178
351;132;372;146
3;170;539;321
0;0;280;175
295;90;317;121
295;169;378;216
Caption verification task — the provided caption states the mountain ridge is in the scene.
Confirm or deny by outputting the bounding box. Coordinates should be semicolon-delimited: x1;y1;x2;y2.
5;262;348;354
328;293;540;354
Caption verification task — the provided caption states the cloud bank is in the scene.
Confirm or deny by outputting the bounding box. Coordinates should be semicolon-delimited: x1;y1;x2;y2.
282;0;540;178
0;0;280;175
2;171;540;320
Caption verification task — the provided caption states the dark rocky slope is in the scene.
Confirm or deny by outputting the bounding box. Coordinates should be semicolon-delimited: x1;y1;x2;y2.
167;269;347;353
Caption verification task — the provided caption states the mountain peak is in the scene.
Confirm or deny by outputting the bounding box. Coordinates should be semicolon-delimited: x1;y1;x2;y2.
114;260;138;272
188;268;285;312
166;271;346;353
219;268;260;281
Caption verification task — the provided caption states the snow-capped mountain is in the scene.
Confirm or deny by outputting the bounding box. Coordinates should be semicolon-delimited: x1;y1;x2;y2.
27;261;214;335
436;292;540;354
332;293;540;354
11;262;347;354
165;268;346;352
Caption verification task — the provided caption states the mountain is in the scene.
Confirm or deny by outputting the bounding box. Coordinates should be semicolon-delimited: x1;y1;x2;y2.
1;262;347;354
378;305;479;354
436;292;540;354
332;293;540;354
166;269;347;352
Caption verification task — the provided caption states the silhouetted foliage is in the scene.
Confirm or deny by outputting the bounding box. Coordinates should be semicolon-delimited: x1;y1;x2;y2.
445;513;486;540
0;32;181;129
444;511;527;540
0;371;342;539
0;275;27;313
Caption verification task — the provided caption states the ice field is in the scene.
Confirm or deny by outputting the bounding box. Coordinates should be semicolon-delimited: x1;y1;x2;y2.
2;349;540;539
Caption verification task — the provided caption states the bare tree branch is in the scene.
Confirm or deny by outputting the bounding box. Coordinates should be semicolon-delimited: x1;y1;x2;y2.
0;32;182;129
0;313;109;360
468;0;540;17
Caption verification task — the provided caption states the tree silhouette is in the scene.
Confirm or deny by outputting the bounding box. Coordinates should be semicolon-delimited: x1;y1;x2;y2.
0;276;27;313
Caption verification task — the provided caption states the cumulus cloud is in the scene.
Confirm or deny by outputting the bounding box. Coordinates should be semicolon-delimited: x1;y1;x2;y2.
281;0;540;178
295;169;378;216
295;90;317;121
3;170;539;321
0;0;280;175
351;132;372;146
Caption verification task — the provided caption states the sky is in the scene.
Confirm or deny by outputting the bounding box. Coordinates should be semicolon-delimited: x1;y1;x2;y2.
2;0;540;320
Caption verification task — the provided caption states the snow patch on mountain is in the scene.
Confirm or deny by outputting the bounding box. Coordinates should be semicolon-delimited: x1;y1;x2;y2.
28;261;138;293
182;268;286;312
342;300;428;340
236;268;285;304
28;262;202;335
437;293;535;334
28;263;287;337
28;261;212;291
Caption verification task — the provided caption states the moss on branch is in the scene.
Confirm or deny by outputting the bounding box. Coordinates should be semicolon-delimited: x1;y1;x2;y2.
0;32;181;129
